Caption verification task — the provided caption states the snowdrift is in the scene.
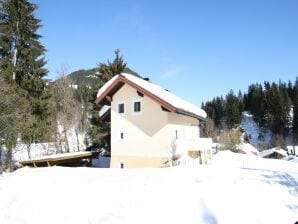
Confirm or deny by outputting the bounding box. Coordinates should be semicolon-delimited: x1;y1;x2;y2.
0;151;297;224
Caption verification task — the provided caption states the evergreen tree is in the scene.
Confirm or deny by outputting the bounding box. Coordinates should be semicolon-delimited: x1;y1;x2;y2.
97;49;127;86
0;76;29;171
0;0;51;164
88;49;126;150
287;80;294;101
237;90;244;113
224;90;240;129
202;96;225;128
292;87;298;144
264;82;291;135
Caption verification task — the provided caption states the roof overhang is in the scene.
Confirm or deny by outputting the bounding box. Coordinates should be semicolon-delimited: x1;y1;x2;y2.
176;108;207;121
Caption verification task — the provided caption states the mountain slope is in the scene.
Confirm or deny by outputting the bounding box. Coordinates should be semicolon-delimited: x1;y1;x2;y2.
241;111;272;149
65;67;141;87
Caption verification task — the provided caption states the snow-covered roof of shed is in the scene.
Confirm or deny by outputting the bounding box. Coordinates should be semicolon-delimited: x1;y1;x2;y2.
258;148;288;158
96;73;207;120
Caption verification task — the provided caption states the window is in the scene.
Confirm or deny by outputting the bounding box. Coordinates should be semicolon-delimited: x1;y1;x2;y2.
120;132;124;140
134;101;141;112
118;102;125;114
132;99;142;114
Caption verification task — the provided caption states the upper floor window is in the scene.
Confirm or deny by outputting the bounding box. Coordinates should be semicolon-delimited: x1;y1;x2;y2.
133;100;142;114
117;102;125;114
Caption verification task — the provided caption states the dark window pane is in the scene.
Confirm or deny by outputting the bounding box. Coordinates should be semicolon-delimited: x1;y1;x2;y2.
118;103;124;113
134;101;141;112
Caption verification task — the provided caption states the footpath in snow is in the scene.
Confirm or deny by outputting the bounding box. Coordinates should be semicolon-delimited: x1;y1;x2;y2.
0;151;297;224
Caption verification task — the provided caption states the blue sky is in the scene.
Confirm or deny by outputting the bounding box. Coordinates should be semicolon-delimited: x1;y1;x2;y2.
34;0;298;105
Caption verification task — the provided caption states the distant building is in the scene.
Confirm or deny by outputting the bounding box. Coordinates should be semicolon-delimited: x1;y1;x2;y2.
258;148;288;159
96;73;212;168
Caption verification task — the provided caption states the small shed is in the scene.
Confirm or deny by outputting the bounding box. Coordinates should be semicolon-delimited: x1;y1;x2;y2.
20;151;93;167
258;148;288;160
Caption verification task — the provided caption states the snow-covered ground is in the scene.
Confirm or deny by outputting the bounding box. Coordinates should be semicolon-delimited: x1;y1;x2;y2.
0;151;297;224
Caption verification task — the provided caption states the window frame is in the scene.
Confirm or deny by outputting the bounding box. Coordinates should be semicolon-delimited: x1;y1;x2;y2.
132;99;142;115
117;101;125;115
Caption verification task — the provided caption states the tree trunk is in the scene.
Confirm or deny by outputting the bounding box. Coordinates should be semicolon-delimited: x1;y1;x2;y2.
12;20;19;80
26;144;31;159
0;145;3;174
12;48;17;80
64;131;70;153
75;129;80;152
5;146;13;172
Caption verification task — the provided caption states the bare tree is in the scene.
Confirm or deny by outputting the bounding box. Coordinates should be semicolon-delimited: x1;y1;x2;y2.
200;118;216;140
52;67;82;153
219;129;241;152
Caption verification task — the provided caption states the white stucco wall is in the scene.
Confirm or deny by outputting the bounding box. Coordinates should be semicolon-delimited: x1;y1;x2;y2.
167;112;200;155
111;84;169;158
110;83;207;167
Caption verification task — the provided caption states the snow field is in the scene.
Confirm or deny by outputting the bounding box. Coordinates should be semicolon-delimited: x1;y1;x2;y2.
0;151;297;224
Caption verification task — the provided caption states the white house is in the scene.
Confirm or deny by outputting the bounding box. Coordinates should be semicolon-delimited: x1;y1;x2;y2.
96;73;212;168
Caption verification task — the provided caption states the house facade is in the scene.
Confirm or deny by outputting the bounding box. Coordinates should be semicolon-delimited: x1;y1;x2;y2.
96;73;211;168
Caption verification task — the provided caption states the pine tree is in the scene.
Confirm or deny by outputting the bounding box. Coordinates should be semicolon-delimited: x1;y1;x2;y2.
287;80;294;101
224;90;240;129
292;87;298;144
88;49;127;150
97;49;127;86
0;76;29;171
0;0;51;165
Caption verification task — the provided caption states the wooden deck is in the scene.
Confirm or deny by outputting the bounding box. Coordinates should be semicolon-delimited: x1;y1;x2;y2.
20;152;93;167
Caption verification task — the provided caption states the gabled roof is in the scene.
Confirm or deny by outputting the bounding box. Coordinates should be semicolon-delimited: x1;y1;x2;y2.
96;73;207;120
258;148;288;158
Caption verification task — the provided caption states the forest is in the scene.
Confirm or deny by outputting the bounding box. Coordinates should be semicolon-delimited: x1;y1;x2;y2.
202;79;298;148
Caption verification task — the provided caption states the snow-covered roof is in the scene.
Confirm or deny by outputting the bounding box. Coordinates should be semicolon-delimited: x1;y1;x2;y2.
96;73;207;120
237;143;259;155
99;105;111;117
258;148;288;158
20;151;92;164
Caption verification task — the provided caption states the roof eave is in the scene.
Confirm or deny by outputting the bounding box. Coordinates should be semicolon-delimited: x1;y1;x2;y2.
95;76;124;105
176;108;207;121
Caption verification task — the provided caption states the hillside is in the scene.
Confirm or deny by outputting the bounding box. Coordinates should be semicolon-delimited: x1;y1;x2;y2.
241;111;272;149
0;151;297;224
63;67;141;87
203;79;297;149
